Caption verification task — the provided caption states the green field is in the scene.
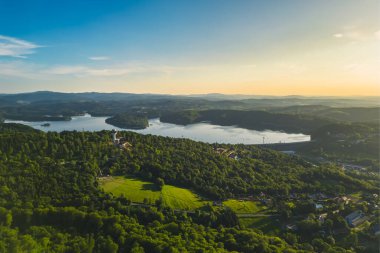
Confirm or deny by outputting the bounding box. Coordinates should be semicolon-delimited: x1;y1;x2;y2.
239;217;281;234
223;199;267;213
223;200;279;234
99;176;208;210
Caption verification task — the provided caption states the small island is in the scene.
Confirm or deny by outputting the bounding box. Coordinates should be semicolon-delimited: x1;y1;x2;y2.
41;123;51;127
105;113;149;129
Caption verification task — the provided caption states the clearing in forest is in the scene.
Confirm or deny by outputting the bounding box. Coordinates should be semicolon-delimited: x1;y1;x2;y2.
99;176;207;210
223;199;267;214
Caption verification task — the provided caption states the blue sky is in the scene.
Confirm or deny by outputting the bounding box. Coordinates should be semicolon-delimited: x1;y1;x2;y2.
0;0;379;95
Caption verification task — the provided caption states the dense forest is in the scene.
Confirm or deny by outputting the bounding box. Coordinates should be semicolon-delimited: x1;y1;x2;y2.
160;110;332;134
105;113;149;129
0;123;379;252
264;122;380;168
266;106;379;123
308;122;380;161
159;109;380;166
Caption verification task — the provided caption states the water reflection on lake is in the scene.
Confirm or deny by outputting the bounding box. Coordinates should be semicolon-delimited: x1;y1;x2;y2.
5;114;310;144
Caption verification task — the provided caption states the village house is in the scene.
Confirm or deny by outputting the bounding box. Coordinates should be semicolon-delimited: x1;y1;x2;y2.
111;129;132;150
228;153;239;160
214;147;239;160
315;203;323;211
335;196;351;205
345;210;367;227
215;148;225;154
318;213;327;224
286;224;298;231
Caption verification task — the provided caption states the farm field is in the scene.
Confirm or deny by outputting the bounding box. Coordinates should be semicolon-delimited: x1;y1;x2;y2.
99;176;208;210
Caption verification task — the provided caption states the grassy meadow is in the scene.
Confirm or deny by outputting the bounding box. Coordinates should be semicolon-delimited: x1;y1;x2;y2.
223;199;267;213
99;176;272;214
239;217;281;234
99;176;207;210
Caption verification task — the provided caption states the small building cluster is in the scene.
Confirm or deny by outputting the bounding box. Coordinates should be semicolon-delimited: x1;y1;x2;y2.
334;196;351;205
214;147;239;160
111;129;132;149
339;163;366;172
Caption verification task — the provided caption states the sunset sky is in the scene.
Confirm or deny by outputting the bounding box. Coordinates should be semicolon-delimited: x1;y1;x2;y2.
0;0;379;96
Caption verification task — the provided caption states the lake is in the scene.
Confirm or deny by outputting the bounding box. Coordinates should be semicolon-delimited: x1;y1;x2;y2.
5;114;310;144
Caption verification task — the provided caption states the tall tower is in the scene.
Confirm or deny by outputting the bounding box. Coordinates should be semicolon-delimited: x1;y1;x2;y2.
111;129;118;143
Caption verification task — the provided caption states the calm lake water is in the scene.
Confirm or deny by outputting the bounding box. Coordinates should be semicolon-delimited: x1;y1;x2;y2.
5;114;310;144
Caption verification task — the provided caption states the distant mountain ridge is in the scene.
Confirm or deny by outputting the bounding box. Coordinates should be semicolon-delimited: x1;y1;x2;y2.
0;91;379;107
0;91;177;103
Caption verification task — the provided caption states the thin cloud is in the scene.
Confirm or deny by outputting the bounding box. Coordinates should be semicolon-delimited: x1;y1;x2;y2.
0;61;187;79
0;61;249;80
45;65;140;77
44;63;206;77
0;61;44;79
333;26;380;41
0;35;41;58
89;56;110;61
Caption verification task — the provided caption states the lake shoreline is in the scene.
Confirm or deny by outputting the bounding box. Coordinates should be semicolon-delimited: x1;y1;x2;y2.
4;114;310;145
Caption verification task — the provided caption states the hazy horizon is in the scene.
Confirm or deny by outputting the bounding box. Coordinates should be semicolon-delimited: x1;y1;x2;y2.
1;90;380;100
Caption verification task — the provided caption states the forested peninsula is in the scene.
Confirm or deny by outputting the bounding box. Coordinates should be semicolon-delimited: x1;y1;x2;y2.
105;113;149;129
